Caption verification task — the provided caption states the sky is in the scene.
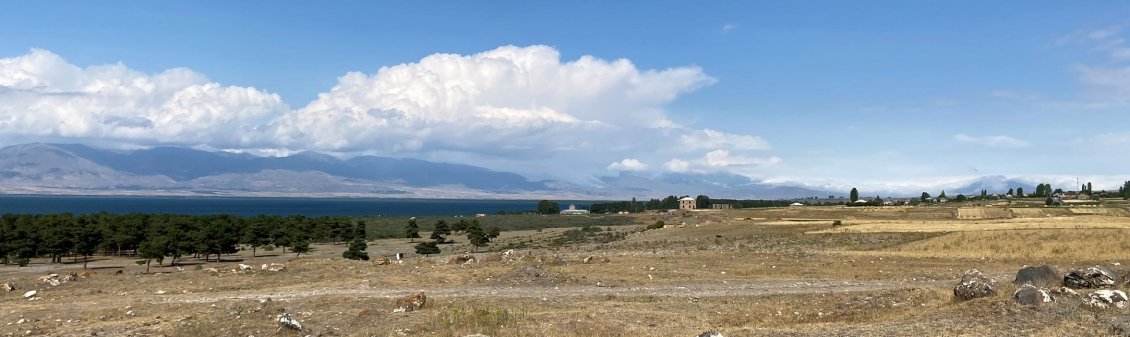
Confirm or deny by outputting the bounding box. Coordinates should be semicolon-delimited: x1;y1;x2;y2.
1;1;1129;193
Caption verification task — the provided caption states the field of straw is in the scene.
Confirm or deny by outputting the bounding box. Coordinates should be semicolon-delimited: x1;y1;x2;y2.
2;204;1130;336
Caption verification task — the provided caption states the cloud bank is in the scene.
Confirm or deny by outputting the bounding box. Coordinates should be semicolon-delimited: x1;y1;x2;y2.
0;46;778;183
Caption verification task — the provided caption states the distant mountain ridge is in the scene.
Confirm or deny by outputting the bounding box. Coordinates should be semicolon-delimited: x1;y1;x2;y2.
0;142;839;200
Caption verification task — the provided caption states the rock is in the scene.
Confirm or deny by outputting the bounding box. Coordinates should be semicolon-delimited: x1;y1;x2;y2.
393;292;427;313
155;290;166;295
22;290;36;298
463;335;491;337
1014;265;1059;287
1064;266;1119;289
276;313;302;332
1013;284;1054;306
583;256;611;264
1082;290;1128;309
372;258;392;266
238;264;253;272
697;332;724;337
449;255;477;265
261;263;286;272
595;281;605;287
2;283;14;292
1054;287;1079;296
953;269;998;300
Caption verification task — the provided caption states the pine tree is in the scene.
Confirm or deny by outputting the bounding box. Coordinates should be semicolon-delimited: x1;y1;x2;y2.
414;241;441;256
405;219;421;243
850;188;859;202
1016;187;1024;197
431;220;451;243
342;222;369;260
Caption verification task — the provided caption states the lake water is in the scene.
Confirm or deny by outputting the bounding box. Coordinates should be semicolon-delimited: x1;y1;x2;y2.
0;195;595;216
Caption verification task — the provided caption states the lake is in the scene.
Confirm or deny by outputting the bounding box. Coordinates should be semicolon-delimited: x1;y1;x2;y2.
0;195;596;216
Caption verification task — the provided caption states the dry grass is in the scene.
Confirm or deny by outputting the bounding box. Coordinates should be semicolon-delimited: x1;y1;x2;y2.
882;228;1130;261
5;206;1130;336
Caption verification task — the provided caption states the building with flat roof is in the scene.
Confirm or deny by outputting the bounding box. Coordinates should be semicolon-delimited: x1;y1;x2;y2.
559;204;590;215
679;197;696;210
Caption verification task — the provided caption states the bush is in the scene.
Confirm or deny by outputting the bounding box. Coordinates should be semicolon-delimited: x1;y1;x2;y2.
646;221;665;230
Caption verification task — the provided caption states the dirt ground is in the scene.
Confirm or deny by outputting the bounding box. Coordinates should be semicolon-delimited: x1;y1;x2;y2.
3;204;1130;336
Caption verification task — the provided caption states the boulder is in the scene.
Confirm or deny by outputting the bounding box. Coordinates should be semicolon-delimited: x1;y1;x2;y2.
22;290;36;298
1082;290;1128;309
449;255;477;265
1012;284;1054;306
261;263;286;272
583;256;611;264
393;292;427;313
1014;265;1059;287
1;283;14;292
1064;266;1119;289
954;269;998;300
697;332;724;337
372;258;393;266
276;312;302;332
238;264;254;272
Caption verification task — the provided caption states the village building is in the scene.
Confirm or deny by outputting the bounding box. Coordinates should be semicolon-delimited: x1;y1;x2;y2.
678;197;696;210
711;203;733;209
559;204;590;215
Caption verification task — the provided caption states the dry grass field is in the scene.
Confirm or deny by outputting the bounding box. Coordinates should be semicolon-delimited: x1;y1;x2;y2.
3;204;1130;336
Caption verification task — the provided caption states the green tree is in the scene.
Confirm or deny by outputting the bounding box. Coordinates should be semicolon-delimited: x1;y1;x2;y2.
137;237;167;273
695;195;711;209
342;238;369;260
1007;188;1014;196
414;241;441;256
452;219;469;233
343;222;369;260
486;226;501;239
242;215;273;257
1016;187;1024;197
954;194;967;202
537;200;561;214
405;219;421;243
72;219;103;269
939;190;947;199
291;239;311;257
431;220;451;243
466;226;489;252
850;188;859;202
920;192;931;202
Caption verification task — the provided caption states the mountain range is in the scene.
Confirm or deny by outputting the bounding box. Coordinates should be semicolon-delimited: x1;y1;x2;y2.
0;143;843;200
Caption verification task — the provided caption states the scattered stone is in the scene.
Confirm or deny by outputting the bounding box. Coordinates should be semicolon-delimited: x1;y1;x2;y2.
203;268;220;273
1014;265;1059;287
953;269;998;300
463;335;491;337
372;258;393;266
276;313;302;332
1013;284;1054;306
1064;266;1119;289
155;290;166;295
595;281;605;287
2;283;14;292
22;290;36;298
1054;287;1079;297
697;332;724;337
449;255;477;265
393;292;427;313
1082;290;1128;309
238;264;254;272
16;319;25;324
261;263;286;272
583;256;611;264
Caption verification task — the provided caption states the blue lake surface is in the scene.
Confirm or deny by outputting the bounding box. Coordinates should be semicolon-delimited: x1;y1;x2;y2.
0;195;596;216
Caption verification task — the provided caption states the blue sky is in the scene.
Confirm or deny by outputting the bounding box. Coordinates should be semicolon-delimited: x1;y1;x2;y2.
1;1;1129;193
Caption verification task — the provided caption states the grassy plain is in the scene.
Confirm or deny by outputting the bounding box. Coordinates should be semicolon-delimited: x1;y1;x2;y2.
2;202;1130;336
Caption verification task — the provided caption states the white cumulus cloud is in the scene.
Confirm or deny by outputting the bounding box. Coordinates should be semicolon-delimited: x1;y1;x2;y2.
678;129;770;151
272;45;716;154
0;49;287;147
607;158;648;171
663;159;690;173
953;134;1030;148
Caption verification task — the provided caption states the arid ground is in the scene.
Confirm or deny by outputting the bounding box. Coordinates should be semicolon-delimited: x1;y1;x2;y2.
3;201;1130;336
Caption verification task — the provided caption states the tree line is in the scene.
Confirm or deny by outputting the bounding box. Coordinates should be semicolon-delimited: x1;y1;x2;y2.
0;212;363;269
